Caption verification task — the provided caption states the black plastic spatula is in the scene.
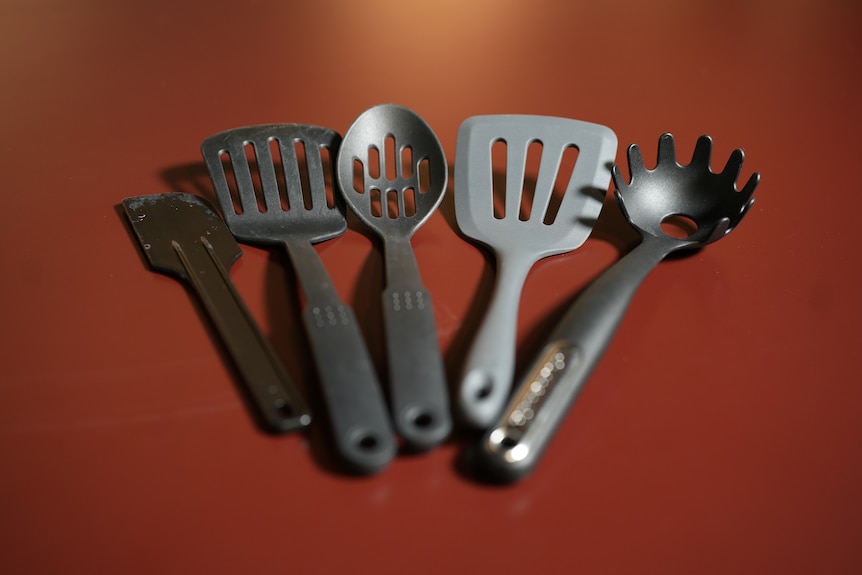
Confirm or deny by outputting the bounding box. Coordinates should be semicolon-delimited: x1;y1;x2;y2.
122;192;311;433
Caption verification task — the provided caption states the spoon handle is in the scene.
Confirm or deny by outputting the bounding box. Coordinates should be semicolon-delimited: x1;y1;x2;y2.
285;239;396;474
476;236;671;481
458;253;534;429
382;236;451;451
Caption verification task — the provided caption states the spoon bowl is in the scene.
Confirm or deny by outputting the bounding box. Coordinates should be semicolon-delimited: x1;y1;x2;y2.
338;104;447;236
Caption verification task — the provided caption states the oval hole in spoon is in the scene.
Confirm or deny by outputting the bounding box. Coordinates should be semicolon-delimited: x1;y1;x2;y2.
660;214;698;239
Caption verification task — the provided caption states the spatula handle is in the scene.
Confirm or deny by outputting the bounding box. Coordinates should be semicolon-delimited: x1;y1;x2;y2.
300;304;397;473
474;237;670;481
176;237;311;433
458;255;533;429
286;240;396;474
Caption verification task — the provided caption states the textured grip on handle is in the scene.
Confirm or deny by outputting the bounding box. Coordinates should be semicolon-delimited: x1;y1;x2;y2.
382;286;452;451
302;304;396;474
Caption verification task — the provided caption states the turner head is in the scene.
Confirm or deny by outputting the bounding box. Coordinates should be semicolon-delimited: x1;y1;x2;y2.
454;115;618;259
201;124;345;245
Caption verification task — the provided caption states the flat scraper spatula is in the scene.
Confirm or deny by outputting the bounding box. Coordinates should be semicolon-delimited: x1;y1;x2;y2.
122;192;311;433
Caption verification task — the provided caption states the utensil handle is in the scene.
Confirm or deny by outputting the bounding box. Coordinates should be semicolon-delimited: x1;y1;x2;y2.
286;240;396;473
458;255;533;429
301;304;396;473
176;237;311;433
476;237;671;481
382;285;452;450
382;237;452;450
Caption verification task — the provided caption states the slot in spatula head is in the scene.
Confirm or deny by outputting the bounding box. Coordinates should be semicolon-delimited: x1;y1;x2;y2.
201;124;345;245
454;114;618;259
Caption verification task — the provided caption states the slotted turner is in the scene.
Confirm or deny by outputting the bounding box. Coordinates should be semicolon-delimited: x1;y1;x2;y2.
122;192;311;432
455;115;618;429
202;124;395;474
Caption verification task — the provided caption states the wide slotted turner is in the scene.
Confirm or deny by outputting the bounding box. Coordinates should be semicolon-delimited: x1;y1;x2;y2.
202;124;395;474
477;133;760;482
336;104;451;451
455;115;618;429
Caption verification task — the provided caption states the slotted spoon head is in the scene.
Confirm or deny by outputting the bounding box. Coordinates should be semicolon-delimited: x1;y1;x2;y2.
201;124;345;245
454;115;618;259
336;104;447;238
612;133;759;248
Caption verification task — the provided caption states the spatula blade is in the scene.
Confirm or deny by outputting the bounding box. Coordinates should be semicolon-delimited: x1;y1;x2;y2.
122;192;241;278
121;192;311;433
454;114;617;258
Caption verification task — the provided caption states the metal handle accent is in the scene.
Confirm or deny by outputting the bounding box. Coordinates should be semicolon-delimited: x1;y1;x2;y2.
476;236;672;481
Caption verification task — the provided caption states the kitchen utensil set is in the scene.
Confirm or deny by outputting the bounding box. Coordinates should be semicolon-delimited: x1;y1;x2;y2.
123;104;759;480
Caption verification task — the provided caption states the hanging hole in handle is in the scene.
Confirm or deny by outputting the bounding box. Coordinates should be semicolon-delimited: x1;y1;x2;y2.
661;214;698;238
476;384;492;400
499;433;518;449
273;398;294;418
488;427;528;462
406;408;435;429
464;371;494;401
356;433;380;451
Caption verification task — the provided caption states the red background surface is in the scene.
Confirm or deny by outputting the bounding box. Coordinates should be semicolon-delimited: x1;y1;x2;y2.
2;1;861;573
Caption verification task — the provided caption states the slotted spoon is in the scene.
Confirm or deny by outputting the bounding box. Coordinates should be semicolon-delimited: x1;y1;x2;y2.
202;124;395;474
336;104;451;451
455;115;618;429
478;133;760;482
